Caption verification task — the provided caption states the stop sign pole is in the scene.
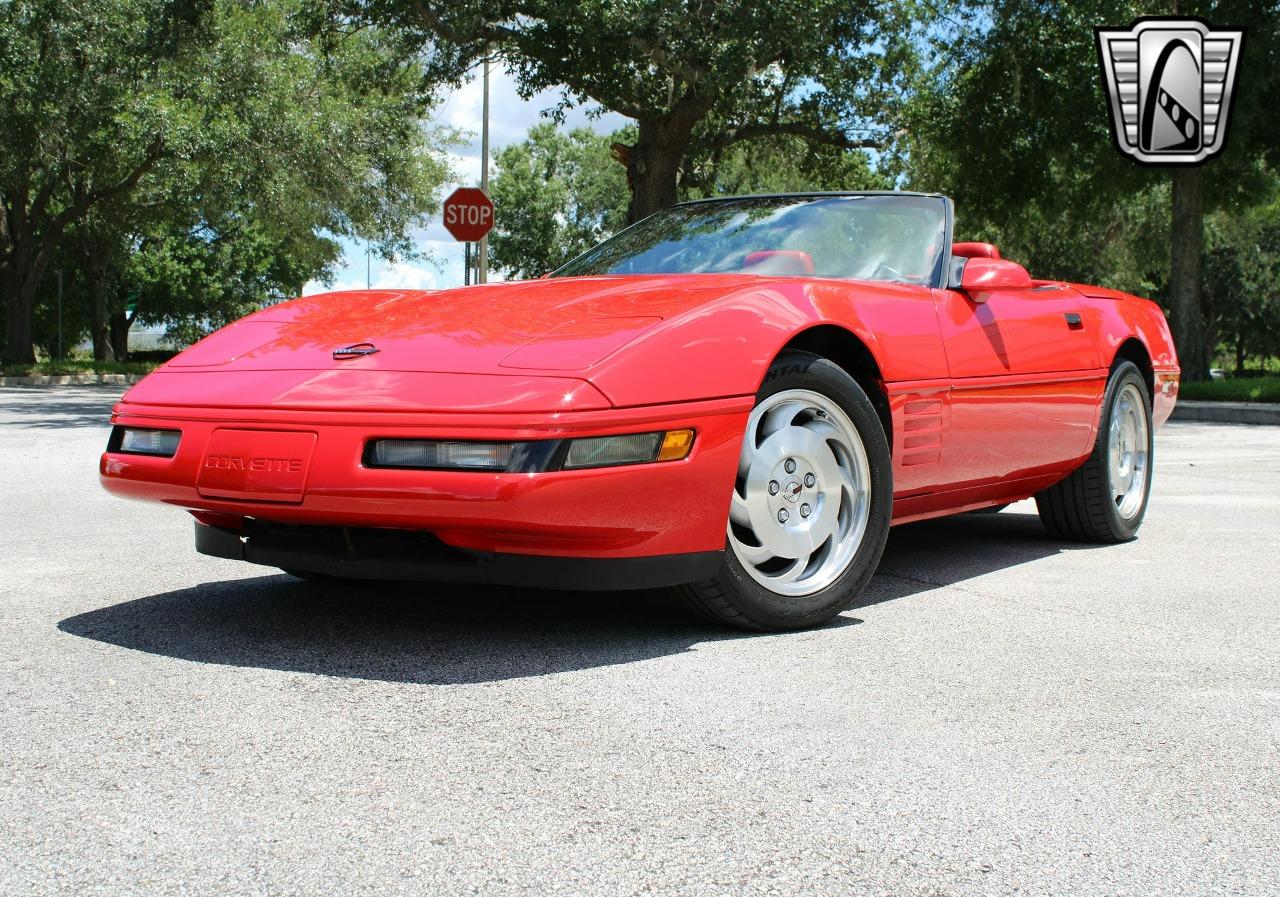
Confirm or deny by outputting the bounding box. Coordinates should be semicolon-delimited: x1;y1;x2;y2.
479;53;491;284
443;187;495;285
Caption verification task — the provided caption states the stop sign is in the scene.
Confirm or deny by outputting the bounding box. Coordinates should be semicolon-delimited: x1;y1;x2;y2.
443;187;494;242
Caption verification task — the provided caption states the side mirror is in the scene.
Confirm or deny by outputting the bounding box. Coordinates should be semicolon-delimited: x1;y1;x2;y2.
948;256;1032;296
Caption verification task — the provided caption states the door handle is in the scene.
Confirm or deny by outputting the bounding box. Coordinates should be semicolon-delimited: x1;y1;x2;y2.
1064;312;1084;330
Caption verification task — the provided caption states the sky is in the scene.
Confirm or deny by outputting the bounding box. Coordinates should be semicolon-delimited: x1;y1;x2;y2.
301;66;628;297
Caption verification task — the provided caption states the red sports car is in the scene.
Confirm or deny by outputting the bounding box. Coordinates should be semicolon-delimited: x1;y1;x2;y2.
101;193;1179;630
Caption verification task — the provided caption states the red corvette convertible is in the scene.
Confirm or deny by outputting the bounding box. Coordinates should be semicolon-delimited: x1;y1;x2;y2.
101;193;1179;630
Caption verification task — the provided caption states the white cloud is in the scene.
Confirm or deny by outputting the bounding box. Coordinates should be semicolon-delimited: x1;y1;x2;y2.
438;64;629;186
302;253;444;297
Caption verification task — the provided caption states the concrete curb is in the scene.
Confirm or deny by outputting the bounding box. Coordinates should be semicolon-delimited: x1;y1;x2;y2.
1172;400;1280;425
0;373;146;388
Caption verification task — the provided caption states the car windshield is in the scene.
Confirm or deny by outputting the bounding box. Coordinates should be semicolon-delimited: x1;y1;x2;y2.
555;194;948;286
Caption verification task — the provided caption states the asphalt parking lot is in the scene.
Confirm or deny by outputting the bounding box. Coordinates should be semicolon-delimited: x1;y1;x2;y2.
2;385;1278;897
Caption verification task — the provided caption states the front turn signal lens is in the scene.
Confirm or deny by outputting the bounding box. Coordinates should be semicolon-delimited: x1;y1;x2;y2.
656;429;695;462
562;429;695;470
564;432;662;469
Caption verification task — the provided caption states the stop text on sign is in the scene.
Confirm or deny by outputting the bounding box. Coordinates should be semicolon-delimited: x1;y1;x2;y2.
446;204;491;227
442;187;495;242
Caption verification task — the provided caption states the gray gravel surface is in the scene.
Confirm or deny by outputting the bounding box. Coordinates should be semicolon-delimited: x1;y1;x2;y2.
2;385;1278;897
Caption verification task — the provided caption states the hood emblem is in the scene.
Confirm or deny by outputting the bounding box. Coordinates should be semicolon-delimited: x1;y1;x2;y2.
332;343;379;360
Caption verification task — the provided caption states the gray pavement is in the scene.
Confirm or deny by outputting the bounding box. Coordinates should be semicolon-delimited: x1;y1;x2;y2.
2;385;1278;897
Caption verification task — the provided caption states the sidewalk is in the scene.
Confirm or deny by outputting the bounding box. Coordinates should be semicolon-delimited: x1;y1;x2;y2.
1171;400;1280;425
0;373;145;387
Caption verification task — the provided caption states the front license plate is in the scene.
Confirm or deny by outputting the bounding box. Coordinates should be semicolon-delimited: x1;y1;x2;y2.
197;429;317;503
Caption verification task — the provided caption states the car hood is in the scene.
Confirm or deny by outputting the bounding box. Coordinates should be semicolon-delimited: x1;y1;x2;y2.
166;274;768;375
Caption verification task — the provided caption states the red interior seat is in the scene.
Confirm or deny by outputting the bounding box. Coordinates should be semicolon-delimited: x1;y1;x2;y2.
951;241;1002;260
743;250;815;276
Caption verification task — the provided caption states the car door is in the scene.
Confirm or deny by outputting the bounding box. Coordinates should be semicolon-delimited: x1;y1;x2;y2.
931;282;1106;488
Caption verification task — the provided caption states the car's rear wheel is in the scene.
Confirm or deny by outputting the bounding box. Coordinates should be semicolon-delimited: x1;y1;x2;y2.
1035;360;1153;542
676;352;892;631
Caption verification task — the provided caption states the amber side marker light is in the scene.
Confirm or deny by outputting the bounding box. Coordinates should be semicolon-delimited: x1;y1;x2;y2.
657;428;695;462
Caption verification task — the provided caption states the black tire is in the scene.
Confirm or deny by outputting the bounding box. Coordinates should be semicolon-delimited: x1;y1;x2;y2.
1035;360;1153;542
674;351;893;631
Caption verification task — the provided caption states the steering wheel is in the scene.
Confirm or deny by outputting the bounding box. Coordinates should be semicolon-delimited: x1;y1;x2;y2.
870;263;906;281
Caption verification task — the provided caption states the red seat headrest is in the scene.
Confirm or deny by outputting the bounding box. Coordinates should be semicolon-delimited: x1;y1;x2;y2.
952;241;1002;260
743;250;815;276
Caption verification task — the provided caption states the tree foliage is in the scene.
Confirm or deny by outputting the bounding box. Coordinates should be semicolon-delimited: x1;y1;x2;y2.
0;0;454;362
489;125;631;280
336;0;918;223
907;0;1280;380
1204;185;1280;372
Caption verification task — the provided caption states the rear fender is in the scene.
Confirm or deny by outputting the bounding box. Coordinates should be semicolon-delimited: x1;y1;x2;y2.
1073;285;1179;427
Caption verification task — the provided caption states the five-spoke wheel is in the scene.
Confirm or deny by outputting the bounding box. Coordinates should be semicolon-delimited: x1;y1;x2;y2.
728;389;872;596
676;352;892;631
1108;381;1150;521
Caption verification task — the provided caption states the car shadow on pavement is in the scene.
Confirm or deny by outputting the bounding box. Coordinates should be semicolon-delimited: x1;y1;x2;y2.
59;575;863;685
861;510;1090;606
58;511;1100;685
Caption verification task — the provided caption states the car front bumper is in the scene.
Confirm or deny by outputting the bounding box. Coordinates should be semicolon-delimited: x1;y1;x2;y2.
99;395;751;564
192;519;724;590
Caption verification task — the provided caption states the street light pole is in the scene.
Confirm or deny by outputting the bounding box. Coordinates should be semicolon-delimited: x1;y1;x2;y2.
478;49;491;284
57;269;63;359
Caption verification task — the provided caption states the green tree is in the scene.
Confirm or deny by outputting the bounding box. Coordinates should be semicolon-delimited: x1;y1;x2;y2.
80;206;340;360
1;0;454;363
681;134;890;199
1203;187;1280;373
489;124;630;279
334;0;918;224
907;0;1280;381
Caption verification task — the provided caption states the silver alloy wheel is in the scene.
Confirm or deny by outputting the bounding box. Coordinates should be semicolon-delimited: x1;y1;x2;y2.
727;388;872;596
1109;382;1150;520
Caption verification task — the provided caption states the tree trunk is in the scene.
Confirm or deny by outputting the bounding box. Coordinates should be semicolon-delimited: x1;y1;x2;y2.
2;222;59;365
623;99;712;224
2;265;42;365
1234;335;1245;376
625;129;684;224
90;283;112;362
1168;166;1207;382
81;232;113;362
109;311;130;362
3;297;33;365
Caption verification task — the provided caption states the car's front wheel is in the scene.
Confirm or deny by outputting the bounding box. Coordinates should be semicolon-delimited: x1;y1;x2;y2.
676;352;893;630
